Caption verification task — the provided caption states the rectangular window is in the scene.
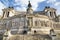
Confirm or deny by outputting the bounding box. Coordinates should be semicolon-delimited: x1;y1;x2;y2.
27;20;30;26
12;18;20;29
35;21;38;26
27;17;33;26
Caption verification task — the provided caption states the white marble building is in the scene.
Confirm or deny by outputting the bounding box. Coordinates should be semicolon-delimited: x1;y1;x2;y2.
0;1;60;40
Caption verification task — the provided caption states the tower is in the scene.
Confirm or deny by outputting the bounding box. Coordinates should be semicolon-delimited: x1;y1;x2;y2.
2;7;14;18
27;1;33;14
44;6;57;19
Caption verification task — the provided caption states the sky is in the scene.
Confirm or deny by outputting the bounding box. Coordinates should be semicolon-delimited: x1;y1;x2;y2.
0;0;60;15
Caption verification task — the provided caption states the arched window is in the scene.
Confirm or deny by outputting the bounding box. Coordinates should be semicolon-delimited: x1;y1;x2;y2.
7;12;9;17
50;12;52;17
3;11;5;16
40;21;44;26
23;30;27;34
54;12;56;17
34;30;36;33
45;22;47;27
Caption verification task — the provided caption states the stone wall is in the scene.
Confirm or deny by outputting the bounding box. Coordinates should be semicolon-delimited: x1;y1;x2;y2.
9;35;51;40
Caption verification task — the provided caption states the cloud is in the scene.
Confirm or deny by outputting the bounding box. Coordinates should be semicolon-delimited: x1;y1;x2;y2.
46;0;60;15
47;0;56;3
0;0;60;15
15;0;60;14
14;0;60;15
0;2;6;15
15;0;46;11
54;2;60;6
54;2;60;15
